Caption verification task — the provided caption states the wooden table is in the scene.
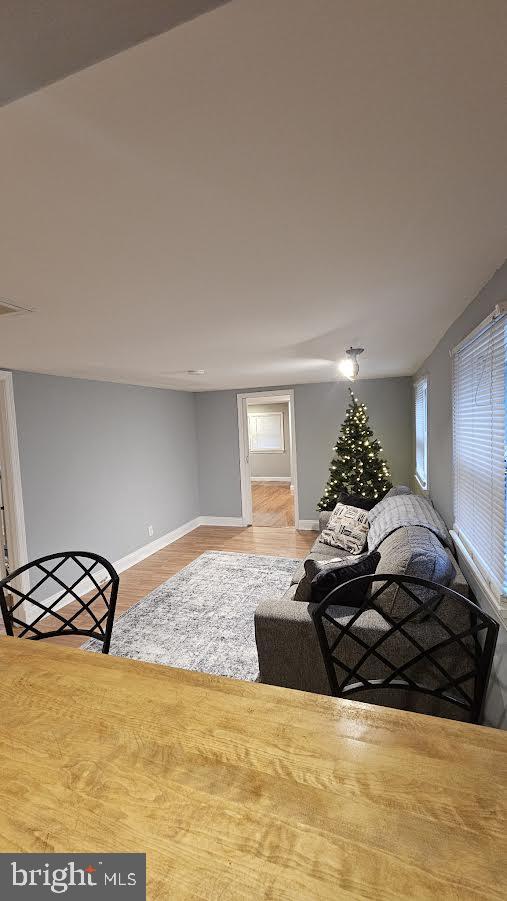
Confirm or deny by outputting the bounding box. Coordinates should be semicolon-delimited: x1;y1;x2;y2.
0;638;505;900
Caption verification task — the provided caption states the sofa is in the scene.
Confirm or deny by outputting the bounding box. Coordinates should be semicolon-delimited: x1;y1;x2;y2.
255;489;475;720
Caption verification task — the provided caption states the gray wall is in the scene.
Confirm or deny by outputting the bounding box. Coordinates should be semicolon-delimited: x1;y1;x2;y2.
195;379;413;521
248;402;291;479
294;379;412;519
415;259;507;729
195;389;242;518
13;372;199;564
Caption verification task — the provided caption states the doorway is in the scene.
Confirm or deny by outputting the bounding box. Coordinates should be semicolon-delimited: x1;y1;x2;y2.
237;391;299;528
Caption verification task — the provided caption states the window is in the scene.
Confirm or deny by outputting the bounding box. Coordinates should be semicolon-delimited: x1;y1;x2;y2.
248;411;285;452
415;376;428;489
452;305;506;600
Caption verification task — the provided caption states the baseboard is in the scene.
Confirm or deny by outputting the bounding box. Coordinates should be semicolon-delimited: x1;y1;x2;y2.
31;512;290;622
198;516;245;527
250;476;292;483
115;518;202;573
298;519;319;531
35;516;202;621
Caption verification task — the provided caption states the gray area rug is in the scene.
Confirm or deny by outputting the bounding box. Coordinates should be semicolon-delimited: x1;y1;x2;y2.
83;551;298;681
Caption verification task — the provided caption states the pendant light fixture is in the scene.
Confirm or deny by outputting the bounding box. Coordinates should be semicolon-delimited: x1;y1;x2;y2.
338;346;364;381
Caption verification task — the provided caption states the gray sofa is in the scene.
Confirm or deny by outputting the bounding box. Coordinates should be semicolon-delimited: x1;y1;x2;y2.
255;491;474;720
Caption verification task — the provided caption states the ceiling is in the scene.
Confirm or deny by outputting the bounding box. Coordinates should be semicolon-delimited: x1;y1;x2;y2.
0;0;506;392
0;0;231;106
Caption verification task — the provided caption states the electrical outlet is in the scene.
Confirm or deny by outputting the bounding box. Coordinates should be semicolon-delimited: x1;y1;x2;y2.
148;524;154;537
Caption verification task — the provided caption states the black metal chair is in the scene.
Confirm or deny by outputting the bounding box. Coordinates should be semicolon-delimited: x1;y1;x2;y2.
312;574;499;724
0;551;119;653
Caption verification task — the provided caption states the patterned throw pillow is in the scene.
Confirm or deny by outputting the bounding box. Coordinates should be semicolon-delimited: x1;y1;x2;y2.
320;503;369;554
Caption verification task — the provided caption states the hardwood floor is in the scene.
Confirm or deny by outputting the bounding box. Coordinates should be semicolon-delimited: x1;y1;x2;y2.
251;480;294;526
3;525;316;649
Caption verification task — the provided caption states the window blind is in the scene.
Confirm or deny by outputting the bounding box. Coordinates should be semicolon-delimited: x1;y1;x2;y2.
415;376;428;489
452;308;506;598
248;412;285;452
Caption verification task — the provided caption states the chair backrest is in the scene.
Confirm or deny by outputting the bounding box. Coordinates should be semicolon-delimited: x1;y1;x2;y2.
0;551;119;653
312;574;499;724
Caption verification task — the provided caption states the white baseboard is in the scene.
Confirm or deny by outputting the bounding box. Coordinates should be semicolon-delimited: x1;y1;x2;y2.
32;511;308;622
198;516;245;527
250;476;292;483
116;518;202;573
34;516;202;621
298;519;319;531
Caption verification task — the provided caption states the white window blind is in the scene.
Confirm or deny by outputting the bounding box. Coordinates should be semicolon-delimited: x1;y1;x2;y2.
415;376;428;489
248;412;285;452
452;307;506;598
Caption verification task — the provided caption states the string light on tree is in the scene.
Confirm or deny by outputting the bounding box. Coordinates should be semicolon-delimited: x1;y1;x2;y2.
317;388;393;510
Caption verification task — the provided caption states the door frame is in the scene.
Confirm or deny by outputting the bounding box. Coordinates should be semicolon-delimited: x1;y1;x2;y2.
237;389;299;527
0;372;29;595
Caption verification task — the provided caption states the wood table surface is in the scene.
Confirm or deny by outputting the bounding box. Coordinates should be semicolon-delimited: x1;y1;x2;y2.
0;638;505;900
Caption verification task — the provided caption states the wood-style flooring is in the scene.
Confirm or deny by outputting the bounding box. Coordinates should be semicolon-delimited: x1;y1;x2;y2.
3;524;315;649
251;480;294;527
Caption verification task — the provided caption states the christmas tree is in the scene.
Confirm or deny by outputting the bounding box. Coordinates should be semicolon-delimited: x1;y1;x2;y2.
317;388;392;510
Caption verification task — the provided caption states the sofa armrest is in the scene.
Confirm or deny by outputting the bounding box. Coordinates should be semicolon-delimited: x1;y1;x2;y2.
254;593;330;695
318;510;332;533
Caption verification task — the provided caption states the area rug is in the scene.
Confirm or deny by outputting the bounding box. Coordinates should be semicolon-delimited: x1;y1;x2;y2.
82;551;299;681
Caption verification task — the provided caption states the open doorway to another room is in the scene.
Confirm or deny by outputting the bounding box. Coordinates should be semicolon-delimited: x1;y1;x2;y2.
248;401;293;526
237;391;299;529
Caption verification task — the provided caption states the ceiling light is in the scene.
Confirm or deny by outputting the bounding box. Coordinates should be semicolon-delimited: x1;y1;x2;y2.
187;369;205;375
338;347;364;381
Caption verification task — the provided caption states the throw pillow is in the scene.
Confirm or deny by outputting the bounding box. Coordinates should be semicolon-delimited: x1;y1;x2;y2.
304;552;360;581
309;551;381;605
338;490;378;511
320;503;369;554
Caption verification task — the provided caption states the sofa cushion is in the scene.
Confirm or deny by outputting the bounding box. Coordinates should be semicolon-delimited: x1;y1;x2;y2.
321;503;369;554
294;577;311;601
318;510;333;533
316;594;473;718
310;537;350;560
308;551;380;605
374;526;455;620
290;561;306;587
446;549;469;598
